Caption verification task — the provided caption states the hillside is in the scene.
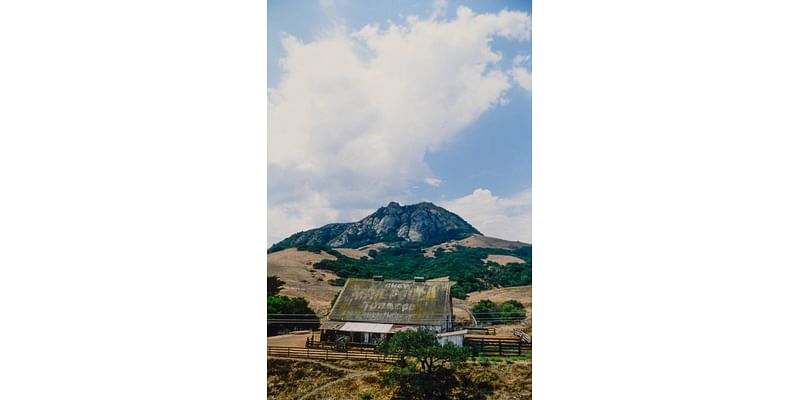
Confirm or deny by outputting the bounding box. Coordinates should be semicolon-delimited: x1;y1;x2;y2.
269;201;481;250
268;202;532;316
266;248;343;316
267;246;531;327
268;243;530;305
423;234;529;257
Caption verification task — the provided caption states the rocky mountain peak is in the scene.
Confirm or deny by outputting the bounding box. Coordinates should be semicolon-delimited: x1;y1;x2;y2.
269;202;481;250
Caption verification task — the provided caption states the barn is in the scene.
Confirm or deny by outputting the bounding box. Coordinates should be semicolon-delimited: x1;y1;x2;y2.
320;276;454;345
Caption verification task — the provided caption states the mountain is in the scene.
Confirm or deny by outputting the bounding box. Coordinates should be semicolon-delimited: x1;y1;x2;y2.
269;201;481;250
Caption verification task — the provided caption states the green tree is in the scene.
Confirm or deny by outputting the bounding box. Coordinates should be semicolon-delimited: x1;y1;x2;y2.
377;328;468;373
376;328;468;399
471;299;526;324
267;295;319;336
267;275;285;296
471;300;499;323
267;276;318;336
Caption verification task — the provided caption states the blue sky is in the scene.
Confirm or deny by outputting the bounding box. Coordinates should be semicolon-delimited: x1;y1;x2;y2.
267;0;532;244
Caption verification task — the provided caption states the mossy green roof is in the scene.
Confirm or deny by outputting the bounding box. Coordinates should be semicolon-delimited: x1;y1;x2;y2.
328;278;452;326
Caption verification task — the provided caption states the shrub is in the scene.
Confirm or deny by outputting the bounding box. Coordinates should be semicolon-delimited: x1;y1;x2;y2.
267;275;285;296
327;278;346;286
471;299;526;324
267;295;319;336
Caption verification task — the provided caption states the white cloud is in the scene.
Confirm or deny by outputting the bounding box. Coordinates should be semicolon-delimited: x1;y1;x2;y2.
511;67;531;93
267;188;339;245
442;188;532;243
268;6;531;244
510;55;531;93
424;177;443;187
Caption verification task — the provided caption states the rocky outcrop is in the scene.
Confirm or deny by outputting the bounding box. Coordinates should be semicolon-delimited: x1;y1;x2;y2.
270;202;481;250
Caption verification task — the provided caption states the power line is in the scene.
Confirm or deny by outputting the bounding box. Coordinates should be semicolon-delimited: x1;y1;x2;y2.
266;312;525;315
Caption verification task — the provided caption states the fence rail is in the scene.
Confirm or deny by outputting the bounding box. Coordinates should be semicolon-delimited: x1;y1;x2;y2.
464;337;532;356
306;338;377;351
269;342;530;362
268;346;398;363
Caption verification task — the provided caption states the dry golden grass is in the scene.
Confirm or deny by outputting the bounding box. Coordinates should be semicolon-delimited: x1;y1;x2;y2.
333;243;389;260
267;357;532;400
457;361;532;399
423;234;529;257
466;285;532;336
466;286;531;313
267;333;311;347
482;254;526;266
452;297;475;323
267;358;347;400
305;373;395;400
267;248;342;315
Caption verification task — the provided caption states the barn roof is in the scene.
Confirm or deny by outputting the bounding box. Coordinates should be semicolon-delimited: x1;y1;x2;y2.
328;278;453;326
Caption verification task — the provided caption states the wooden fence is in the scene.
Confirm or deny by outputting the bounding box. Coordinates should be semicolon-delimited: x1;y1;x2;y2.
269;341;530;363
306;337;377;351
464;337;532;356
268;345;398;363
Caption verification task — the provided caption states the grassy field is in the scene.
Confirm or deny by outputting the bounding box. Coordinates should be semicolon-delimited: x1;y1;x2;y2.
267;357;531;400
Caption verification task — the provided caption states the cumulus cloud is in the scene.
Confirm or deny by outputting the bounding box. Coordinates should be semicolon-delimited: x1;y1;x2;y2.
442;188;532;243
267;188;340;245
268;6;531;244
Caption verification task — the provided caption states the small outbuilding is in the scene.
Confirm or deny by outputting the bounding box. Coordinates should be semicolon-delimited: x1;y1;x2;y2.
436;329;468;347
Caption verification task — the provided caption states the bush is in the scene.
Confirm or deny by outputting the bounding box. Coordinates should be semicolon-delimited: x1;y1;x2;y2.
267;275;285;296
267;295;319;335
471;299;526;324
478;354;489;366
327;278;346;286
296;244;323;253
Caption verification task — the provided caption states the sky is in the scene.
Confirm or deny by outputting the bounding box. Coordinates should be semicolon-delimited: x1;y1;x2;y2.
267;0;532;245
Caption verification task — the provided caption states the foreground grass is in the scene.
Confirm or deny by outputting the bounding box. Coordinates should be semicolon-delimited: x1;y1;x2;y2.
267;357;531;400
